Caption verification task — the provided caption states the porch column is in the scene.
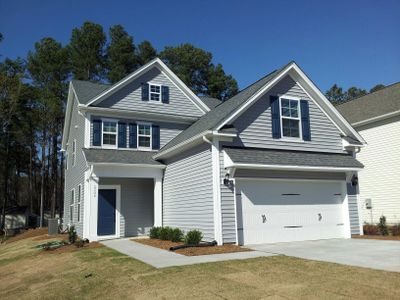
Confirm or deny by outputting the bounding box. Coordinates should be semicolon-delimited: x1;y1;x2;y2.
88;173;99;241
154;176;162;227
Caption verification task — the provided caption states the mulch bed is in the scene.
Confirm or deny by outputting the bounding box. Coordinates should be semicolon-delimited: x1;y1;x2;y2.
352;234;400;241
133;238;252;256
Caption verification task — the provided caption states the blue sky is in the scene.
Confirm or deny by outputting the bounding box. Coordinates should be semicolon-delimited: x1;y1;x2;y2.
1;0;399;92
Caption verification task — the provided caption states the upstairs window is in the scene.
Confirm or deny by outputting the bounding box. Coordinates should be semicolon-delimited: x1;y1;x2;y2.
102;120;117;147
280;98;301;138
150;84;161;101
138;124;152;149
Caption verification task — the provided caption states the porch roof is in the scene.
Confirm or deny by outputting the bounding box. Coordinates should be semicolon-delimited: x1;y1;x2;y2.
83;148;164;166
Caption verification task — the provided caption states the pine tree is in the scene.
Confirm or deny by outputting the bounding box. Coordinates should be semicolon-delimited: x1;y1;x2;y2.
137;40;157;66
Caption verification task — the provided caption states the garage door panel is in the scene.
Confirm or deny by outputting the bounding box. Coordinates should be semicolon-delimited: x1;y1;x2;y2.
237;180;347;245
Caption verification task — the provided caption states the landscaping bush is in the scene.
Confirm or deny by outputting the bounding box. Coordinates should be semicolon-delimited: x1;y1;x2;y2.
168;228;184;242
378;216;389;236
390;224;400;236
159;226;173;240
184;229;203;245
363;224;379;235
68;225;77;244
149;226;162;239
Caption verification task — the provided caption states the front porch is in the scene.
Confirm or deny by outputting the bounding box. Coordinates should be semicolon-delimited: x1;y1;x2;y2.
83;162;164;241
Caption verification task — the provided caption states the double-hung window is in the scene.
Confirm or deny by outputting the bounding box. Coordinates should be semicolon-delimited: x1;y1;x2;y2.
138;124;152;149
149;84;161;101
280;98;301;139
77;185;81;222
102;120;117;147
70;189;75;223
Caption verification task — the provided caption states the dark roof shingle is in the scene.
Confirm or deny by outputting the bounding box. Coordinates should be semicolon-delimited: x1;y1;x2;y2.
336;82;400;124
199;96;222;109
72;80;110;104
224;147;364;169
83;148;164;165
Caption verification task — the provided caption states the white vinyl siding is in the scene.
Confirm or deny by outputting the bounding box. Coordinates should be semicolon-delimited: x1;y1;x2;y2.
96;67;204;117
356;116;400;224
233;76;344;153
163;143;215;241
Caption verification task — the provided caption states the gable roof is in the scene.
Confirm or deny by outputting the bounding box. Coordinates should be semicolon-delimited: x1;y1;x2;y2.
336;82;400;126
71;80;109;104
155;61;366;159
154;64;288;157
199;96;222;109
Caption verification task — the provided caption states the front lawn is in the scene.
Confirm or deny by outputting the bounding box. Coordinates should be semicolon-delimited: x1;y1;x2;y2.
1;230;399;299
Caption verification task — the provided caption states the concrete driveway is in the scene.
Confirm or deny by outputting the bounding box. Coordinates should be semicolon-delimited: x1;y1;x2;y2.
249;238;400;272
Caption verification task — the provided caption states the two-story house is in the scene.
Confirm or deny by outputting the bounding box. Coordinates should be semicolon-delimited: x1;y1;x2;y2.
62;58;365;245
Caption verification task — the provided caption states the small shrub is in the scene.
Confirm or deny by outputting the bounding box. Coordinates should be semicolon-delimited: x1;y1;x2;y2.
390;224;400;236
168;228;184;242
149;227;162;239
363;224;379;235
68;225;77;244
159;226;173;240
75;239;85;248
378;216;389;236
184;229;203;245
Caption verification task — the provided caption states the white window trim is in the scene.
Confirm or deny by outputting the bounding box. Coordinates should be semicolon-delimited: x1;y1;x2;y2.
101;118;118;149
70;188;75;223
279;96;303;142
77;184;82;223
137;122;152;151
149;82;162;102
72;140;76;167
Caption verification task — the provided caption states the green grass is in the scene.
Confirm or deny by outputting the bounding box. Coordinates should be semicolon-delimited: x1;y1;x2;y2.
1;234;399;299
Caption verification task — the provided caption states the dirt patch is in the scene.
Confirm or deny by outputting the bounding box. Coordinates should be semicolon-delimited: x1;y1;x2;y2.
38;241;103;255
33;233;67;241
3;228;49;243
352;234;400;241
134;238;252;256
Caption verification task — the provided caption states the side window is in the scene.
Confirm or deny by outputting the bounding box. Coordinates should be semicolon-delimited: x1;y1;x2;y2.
65;152;68;170
72;140;76;167
280;98;301;139
70;189;75;223
149;84;161;101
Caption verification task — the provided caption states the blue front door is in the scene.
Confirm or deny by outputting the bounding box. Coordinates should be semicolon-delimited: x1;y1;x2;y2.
97;189;116;236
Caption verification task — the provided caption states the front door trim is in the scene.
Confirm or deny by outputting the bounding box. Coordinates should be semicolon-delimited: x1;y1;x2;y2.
97;185;121;240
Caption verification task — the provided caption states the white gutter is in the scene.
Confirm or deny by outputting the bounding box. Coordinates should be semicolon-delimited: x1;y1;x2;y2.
88;162;166;169
224;162;363;173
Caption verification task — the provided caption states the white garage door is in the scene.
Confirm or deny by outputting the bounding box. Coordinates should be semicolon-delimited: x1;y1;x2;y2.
236;179;349;245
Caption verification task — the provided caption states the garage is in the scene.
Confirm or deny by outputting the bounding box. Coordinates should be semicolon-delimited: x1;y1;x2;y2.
236;179;349;245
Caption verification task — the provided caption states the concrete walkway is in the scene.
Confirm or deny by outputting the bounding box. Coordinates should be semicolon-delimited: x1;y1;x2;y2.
101;238;276;268
249;238;400;272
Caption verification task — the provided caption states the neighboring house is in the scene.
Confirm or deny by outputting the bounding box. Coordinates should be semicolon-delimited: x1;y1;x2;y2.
337;83;400;225
62;58;366;245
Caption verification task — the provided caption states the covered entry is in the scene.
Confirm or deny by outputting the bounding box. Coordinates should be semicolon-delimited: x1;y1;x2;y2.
236;179;348;245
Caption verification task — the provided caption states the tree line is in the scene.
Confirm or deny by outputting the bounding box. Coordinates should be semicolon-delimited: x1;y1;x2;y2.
325;83;385;105
0;21;238;229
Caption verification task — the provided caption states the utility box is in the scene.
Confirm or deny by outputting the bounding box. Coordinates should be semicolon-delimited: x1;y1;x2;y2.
48;218;59;235
365;199;372;209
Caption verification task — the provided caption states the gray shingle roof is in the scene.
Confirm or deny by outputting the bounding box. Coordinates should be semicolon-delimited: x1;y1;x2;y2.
72;80;110;105
336;82;400;124
158;62;294;154
199;96;222;109
83;148;164;165
224;147;364;169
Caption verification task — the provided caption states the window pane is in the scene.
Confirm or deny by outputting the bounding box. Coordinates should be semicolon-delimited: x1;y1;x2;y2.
70;206;73;221
150;85;160;93
71;190;74;204
139;124;151;135
290;100;298;117
139;136;151;147
282;119;300;138
282;107;290;117
103;134;116;145
150;93;160;101
77;204;80;222
103;121;116;133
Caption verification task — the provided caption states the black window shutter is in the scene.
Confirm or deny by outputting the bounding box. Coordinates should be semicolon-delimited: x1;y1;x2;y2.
161;86;169;103
92;119;102;146
129;123;137;148
152;125;160;150
270;96;281;139
300;100;311;141
141;83;149;101
118;122;127;148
